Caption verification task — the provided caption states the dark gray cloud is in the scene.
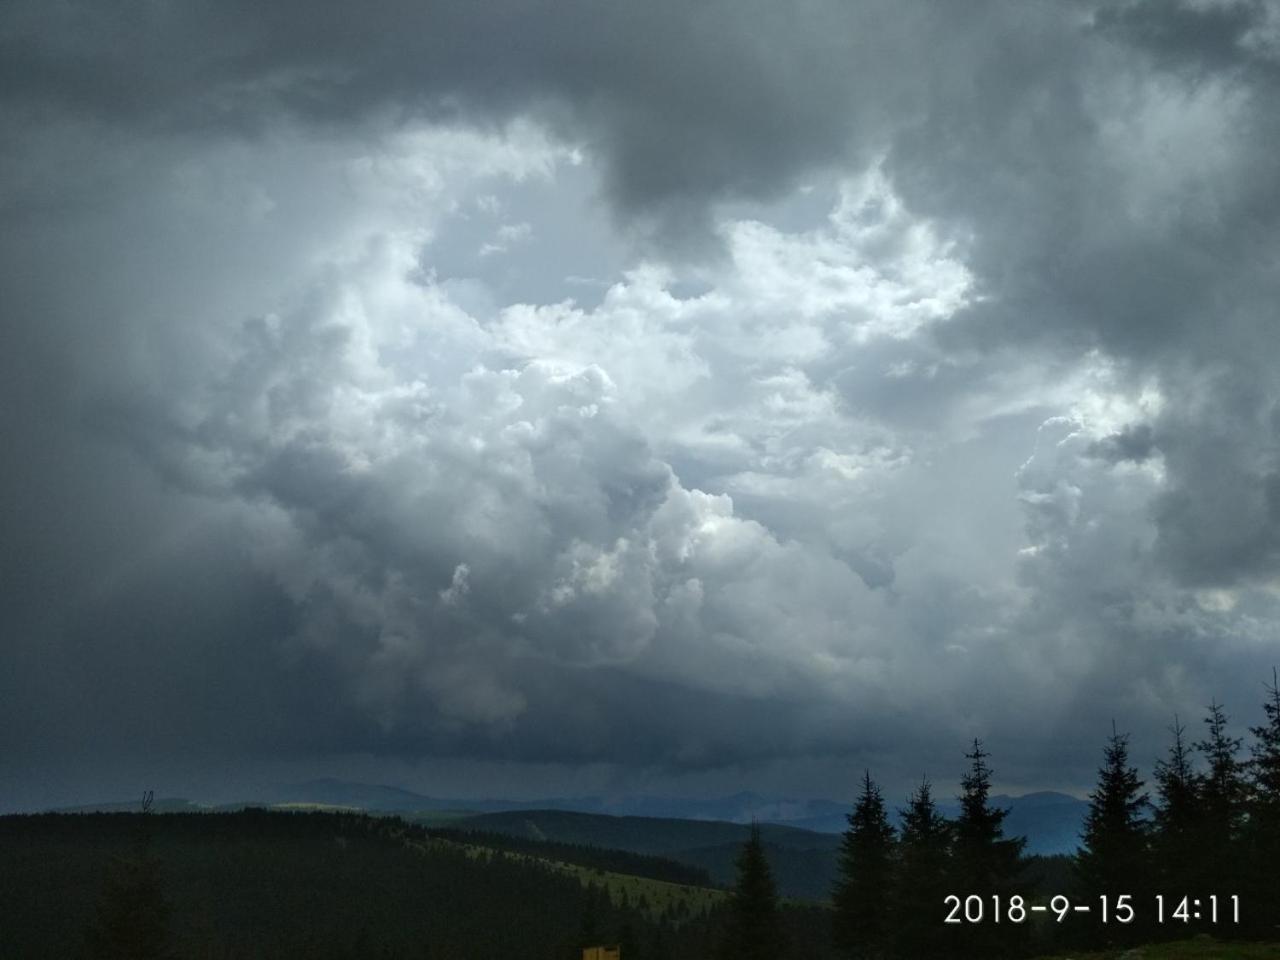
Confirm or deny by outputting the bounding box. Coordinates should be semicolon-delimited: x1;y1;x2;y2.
3;0;1280;808
1094;0;1277;76
1088;423;1157;463
0;0;908;247
878;1;1280;589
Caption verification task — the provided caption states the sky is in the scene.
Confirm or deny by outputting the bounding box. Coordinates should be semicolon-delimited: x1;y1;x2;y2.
3;0;1280;812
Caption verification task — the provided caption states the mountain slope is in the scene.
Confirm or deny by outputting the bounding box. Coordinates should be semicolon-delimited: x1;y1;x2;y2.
448;809;841;900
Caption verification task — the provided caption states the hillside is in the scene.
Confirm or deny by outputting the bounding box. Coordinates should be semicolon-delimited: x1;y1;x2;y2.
433;828;714;887
0;810;833;960
449;808;839;854
0;810;654;959
445;809;843;900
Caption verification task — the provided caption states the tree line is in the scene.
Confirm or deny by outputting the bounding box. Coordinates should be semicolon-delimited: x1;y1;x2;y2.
718;669;1280;959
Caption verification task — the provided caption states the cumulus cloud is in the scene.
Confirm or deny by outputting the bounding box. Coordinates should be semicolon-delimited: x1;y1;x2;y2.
113;171;957;762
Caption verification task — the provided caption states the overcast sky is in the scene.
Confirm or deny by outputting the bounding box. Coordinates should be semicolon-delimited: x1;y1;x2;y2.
4;0;1280;811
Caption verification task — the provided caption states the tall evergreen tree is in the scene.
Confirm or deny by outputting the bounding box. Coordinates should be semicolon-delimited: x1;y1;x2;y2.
1076;723;1149;892
1244;669;1280;937
1251;669;1280;800
719;822;784;960
1194;700;1246;895
949;740;1026;959
890;777;952;960
952;740;1025;891
1151;716;1201;898
832;771;896;960
1074;724;1149;945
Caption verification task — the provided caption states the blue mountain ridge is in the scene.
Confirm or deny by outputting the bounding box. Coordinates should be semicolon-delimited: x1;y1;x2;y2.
54;779;1087;856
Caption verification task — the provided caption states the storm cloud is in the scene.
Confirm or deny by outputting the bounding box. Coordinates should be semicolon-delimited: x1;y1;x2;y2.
3;0;1280;809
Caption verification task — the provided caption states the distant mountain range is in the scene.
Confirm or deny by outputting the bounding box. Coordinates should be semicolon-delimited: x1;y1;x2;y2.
51;778;1089;855
240;779;1089;855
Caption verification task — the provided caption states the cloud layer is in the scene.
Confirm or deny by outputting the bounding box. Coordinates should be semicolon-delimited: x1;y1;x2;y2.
3;0;1280;806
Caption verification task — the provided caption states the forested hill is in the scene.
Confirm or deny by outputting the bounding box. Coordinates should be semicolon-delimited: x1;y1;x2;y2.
442;809;842;900
0;810;834;960
447;808;840;854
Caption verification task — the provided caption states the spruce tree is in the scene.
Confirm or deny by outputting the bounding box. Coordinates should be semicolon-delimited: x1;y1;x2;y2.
949;740;1026;959
1076;723;1149;891
832;771;896;960
952;740;1025;891
890;777;952;960
719;822;784;960
1151;716;1201;898
1244;669;1280;937
1251;669;1280;806
1194;700;1246;895
1074;724;1149;945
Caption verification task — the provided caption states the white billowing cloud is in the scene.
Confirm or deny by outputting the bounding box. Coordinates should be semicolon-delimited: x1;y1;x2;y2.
719;167;972;341
105;106;1277;775
117;126;1001;750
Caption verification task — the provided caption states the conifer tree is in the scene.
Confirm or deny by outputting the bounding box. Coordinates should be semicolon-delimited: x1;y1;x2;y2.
719;822;784;960
1075;724;1149;945
949;740;1026;959
1151;716;1201;897
1194;700;1246;895
1244;669;1280;936
952;740;1025;891
1076;723;1149;892
832;771;896;960
1248;668;1280;818
890;777;952;960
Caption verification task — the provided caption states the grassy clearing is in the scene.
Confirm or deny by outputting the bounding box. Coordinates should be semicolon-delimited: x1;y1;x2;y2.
402;833;725;923
570;863;725;920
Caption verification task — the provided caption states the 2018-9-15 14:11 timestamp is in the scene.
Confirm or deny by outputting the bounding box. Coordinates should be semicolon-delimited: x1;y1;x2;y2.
942;893;1242;925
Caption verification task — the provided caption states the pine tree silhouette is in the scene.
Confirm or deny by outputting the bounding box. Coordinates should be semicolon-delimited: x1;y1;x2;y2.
1151;716;1202;899
1074;723;1150;945
1077;723;1149;891
949;740;1026;959
832;771;896;960
952;740;1024;891
1252;669;1280;805
889;777;952;960
1245;669;1280;936
1194;701;1246;896
718;822;784;960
